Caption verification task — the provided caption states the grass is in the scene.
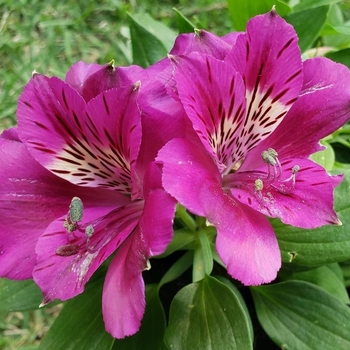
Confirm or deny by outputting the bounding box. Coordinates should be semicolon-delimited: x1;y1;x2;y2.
0;0;230;131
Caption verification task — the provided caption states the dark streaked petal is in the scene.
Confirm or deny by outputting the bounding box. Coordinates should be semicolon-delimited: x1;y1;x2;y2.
0;137;127;280
173;53;247;172
33;201;143;304
225;11;303;157
17;75;141;194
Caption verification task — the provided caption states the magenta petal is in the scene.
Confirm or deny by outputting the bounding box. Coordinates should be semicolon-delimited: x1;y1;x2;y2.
231;159;341;228
102;231;146;338
0;137;127;279
33;201;143;303
65;61;103;96
158;138;280;285
213;196;281;285
157;138;222;217
241;57;350;167
173;53;247;171
81;64;145;102
170;30;232;59
18;74;141;194
224;11;302;156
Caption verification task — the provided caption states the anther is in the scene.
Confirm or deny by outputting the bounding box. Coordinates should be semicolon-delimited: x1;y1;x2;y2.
254;179;264;191
69;197;84;223
56;243;80;257
261;148;281;180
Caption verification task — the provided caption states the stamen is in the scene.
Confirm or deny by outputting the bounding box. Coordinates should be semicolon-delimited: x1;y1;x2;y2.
261;148;282;180
69;197;84;223
56;243;80;257
254;179;264;191
272;164;300;194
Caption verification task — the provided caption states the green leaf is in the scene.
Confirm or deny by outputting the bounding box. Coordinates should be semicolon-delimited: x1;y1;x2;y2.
164;275;253;350
159;251;194;287
287;263;349;303
274;170;350;266
227;0;291;31
284;6;329;52
214;276;254;342
39;279;114;350
173;8;196;34
292;0;342;12
112;284;166;350
310;141;335;171
326;48;350;69
193;229;213;282
340;260;350;287
251;281;350;349
128;13;177;68
0;278;42;312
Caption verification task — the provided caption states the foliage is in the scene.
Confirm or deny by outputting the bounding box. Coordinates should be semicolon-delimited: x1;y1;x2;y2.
1;0;350;349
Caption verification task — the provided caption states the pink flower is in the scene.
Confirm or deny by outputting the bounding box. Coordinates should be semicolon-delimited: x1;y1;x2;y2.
157;11;350;285
0;61;183;338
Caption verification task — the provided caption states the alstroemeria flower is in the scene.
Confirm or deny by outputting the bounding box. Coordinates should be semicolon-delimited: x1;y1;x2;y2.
0;61;183;338
157;11;350;285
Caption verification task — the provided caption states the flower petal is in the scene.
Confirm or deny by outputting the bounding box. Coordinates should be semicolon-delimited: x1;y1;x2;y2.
212;194;281;285
241;57;350;167
230;158;341;228
80;63;145;102
33;201;143;304
172;53;247;172
65;61;103;97
225;10;303;158
157;138;281;285
170;29;232;59
17;74;141;194
102;171;176;338
102;231;146;338
0;137;127;279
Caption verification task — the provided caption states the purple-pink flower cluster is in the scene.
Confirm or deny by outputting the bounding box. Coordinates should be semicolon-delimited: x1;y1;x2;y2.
1;10;350;338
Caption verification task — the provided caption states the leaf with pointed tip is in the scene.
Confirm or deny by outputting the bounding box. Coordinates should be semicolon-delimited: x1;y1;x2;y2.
227;0;291;31
274;170;350;266
284;6;329;52
39;279;114;350
164;275;253;350
326;48;350;69
128;13;177;68
293;0;343;12
173;8;196;34
112;284;166;350
251;281;350;349
0;278;43;311
287;263;349;303
310;141;335;171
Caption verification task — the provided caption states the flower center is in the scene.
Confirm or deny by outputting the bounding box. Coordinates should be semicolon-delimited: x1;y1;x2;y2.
259;148;299;194
56;197;97;256
222;147;300;195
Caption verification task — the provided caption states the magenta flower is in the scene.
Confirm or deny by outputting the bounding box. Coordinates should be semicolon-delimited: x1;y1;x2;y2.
157;11;350;285
0;61;183;338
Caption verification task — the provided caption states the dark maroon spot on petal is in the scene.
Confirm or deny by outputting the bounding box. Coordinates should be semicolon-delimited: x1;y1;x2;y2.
258;86;274;109
103;94;110;115
34;121;50;130
285;69;302;84
23;101;33;109
61;89;69;110
77;167;92;173
285;97;298;106
72;111;81;130
245;42;250;61
56;156;81;166
33;146;56;154
56;243;80;256
63;147;85;161
271;88;289;104
247;197;252;205
35;263;55;271
51;169;71;174
277;38;294;59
